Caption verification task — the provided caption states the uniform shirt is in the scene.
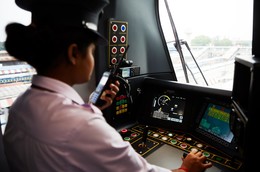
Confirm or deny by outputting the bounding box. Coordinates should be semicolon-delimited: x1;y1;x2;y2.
3;75;171;172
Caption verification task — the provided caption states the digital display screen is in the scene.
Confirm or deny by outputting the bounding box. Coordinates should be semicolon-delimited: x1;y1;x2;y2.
150;93;186;123
95;72;110;92
198;103;234;143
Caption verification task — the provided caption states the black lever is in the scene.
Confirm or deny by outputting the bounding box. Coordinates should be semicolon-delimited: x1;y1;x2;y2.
140;125;149;147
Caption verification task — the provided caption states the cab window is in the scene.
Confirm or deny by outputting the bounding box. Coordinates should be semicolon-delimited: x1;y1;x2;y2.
159;0;253;90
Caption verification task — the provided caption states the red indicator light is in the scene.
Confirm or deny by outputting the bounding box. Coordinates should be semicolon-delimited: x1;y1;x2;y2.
111;47;117;54
112;24;118;32
120;47;125;53
120;36;126;43
111;57;117;64
112;36;117;43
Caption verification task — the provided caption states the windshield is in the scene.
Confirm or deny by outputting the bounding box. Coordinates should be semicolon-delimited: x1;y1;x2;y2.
159;0;253;90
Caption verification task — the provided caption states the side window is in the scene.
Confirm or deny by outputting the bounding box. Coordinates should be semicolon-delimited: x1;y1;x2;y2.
159;0;253;90
0;0;31;48
0;0;32;133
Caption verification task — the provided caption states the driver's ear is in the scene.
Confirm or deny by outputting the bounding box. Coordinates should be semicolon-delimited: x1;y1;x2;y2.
67;44;79;65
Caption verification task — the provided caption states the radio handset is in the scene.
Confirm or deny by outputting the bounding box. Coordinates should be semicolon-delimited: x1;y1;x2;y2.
89;45;130;106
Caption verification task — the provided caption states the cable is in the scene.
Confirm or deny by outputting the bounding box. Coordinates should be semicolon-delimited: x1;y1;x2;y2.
114;75;133;104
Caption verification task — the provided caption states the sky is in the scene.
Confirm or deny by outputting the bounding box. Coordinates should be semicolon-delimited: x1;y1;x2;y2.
160;0;254;41
0;0;254;42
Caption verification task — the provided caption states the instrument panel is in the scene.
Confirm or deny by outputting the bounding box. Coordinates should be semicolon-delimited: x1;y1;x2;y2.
119;124;242;171
151;93;186;123
121;77;244;171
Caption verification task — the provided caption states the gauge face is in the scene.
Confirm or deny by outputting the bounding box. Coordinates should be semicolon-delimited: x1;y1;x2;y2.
158;95;171;106
151;92;186;124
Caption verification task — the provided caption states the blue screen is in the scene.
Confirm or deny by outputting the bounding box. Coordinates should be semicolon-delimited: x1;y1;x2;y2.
199;103;234;143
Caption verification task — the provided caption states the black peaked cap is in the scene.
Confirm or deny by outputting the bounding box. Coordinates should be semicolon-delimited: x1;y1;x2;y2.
15;0;110;45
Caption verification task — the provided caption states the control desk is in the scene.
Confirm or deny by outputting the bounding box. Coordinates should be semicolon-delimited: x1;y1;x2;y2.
117;77;244;172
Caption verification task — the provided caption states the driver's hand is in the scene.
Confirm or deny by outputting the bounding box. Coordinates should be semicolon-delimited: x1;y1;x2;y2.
96;80;120;110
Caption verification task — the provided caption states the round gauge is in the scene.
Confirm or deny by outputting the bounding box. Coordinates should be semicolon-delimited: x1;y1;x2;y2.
158;95;171;106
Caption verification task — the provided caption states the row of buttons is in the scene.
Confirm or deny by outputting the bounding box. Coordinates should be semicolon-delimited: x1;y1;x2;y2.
108;20;128;66
135;125;242;171
111;35;126;44
115;94;128;115
111;24;127;32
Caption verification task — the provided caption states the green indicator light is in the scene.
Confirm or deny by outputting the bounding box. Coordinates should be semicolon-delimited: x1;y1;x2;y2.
203;152;210;157
171;139;177;145
124;137;131;141
215;157;223;161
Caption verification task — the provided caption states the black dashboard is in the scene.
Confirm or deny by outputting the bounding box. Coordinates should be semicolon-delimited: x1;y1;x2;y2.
117;77;243;172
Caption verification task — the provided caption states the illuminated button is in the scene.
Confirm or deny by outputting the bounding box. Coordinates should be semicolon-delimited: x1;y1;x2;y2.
121;24;126;32
112;24;118;32
111;57;117;64
161;136;168;141
180;143;188;149
121;95;127;99
153;133;159;137
120;36;126;43
158;129;165;134
213;156;224;163
124;137;130;141
168;133;173;137
120;128;128;133
203;152;210;157
176;136;183;140
131;133;138;137
112;36;117;43
120;46;125;53
196;143;203;148
170;139;177;145
111;47;117;54
191;148;198;152
186;137;192;141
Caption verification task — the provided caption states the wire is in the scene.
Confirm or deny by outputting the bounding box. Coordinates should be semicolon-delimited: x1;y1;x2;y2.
114;75;133;104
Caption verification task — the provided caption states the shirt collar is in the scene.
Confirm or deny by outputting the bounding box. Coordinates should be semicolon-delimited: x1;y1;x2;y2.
31;75;85;105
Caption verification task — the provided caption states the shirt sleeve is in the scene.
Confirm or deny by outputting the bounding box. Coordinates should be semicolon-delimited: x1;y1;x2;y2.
65;113;172;172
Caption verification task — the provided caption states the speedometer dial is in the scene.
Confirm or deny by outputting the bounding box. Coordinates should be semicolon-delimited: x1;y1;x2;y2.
158;95;171;106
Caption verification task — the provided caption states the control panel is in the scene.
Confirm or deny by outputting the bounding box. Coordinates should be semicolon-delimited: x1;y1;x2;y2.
105;19;135;126
107;19;140;78
119;124;243;171
115;77;245;171
108;19;128;67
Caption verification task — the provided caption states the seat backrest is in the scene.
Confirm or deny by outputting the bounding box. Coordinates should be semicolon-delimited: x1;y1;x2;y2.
0;119;10;172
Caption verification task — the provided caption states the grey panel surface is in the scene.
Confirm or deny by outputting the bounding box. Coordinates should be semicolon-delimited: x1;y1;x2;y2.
145;144;222;172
